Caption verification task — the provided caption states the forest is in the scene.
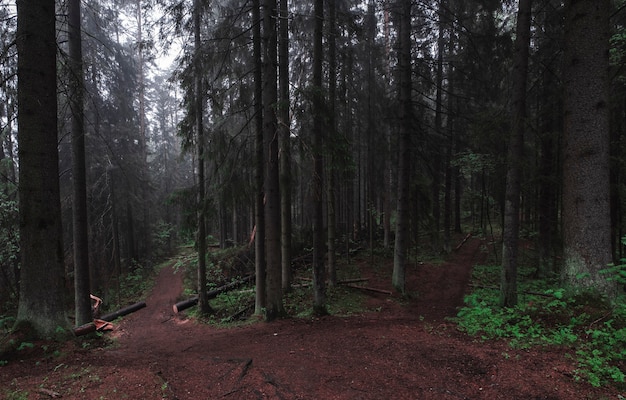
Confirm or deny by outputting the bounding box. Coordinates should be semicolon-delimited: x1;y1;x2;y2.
0;0;625;339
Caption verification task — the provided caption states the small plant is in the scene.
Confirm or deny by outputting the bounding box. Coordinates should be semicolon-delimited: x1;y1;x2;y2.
17;341;34;351
0;315;16;332
3;389;28;400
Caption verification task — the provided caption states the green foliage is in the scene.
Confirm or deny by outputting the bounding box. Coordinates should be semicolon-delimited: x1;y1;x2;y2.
174;246;371;324
166;188;197;242
282;281;365;318
455;264;626;388
574;319;626;386
172;249;196;274
16;341;34;351
600;262;626;286
453;151;497;178
3;388;29;400
0;314;15;335
151;221;174;259
611;24;626;82
209;289;255;324
108;265;154;310
0;193;19;309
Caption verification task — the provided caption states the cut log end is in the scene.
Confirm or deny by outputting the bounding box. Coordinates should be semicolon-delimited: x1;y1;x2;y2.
73;301;147;336
173;297;198;314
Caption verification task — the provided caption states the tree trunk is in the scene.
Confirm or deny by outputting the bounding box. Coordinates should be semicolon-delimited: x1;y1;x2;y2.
562;0;615;297
263;0;285;321
252;0;266;315
15;0;70;338
453;140;462;234
279;0;292;292
500;0;531;308
444;31;456;253
383;5;392;251
135;0;150;263
392;0;412;294
125;202;136;268
69;0;92;326
193;0;210;315
312;0;327;315
136;0;146;159
537;68;558;278
327;0;337;287
432;0;445;252
443;144;452;253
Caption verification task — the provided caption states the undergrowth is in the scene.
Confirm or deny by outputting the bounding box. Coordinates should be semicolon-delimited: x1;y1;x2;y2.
454;263;626;388
106;261;156;311
176;245;371;326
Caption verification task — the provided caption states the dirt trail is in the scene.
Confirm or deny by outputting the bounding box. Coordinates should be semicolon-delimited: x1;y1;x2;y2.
1;237;620;399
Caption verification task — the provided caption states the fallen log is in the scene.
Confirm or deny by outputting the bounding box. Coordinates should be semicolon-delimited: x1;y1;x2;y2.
298;277;368;284
173;274;255;313
344;284;392;295
73;301;147;336
468;284;555;298
173;297;199;314
338;278;369;284
455;233;472;250
100;301;147;321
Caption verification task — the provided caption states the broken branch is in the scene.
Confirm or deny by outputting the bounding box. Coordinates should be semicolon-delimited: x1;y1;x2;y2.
344;284;392;295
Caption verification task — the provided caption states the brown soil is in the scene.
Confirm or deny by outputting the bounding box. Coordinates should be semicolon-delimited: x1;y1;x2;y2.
1;237;622;399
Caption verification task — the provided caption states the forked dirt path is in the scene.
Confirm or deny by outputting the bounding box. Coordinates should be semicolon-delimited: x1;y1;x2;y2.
1;237;621;399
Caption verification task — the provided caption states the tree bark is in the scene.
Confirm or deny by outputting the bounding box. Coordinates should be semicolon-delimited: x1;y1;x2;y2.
193;0;210;314
443;31;456;253
69;0;92;327
278;0;292;292
136;0;147;159
15;0;70;338
392;0;412;294
537;67;558;278
562;0;615;297
327;0;337;287
252;0;266;315
312;0;327;315
432;0;445;252
500;0;531;308
262;0;285;320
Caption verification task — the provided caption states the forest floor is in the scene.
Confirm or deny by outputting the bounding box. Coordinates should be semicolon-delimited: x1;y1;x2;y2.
1;237;624;399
